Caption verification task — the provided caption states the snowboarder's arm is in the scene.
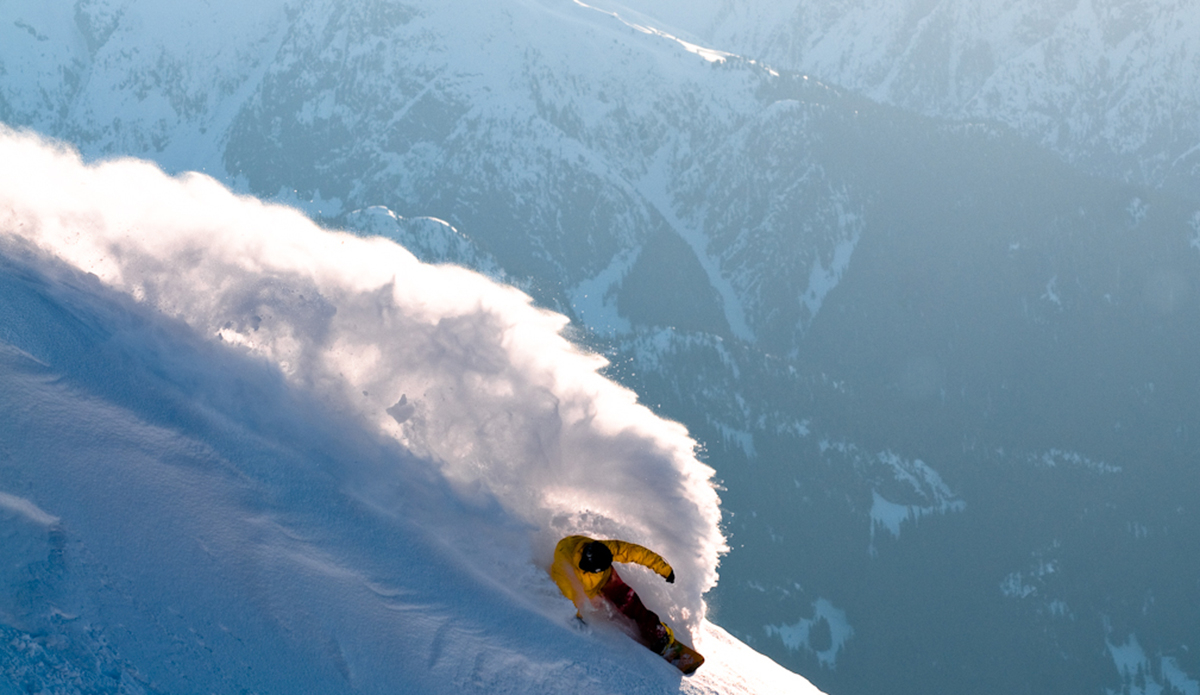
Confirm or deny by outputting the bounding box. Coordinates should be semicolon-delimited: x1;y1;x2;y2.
604;540;673;581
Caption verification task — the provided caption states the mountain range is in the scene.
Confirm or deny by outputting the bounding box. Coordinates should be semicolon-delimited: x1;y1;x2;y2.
606;0;1200;194
3;1;1199;693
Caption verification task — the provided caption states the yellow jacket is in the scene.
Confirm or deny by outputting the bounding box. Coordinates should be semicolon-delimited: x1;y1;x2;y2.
550;535;674;610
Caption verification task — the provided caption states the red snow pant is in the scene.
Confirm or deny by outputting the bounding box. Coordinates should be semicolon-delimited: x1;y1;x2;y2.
599;568;672;653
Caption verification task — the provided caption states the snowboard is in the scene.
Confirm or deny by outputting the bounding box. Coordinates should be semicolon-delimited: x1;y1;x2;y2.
661;639;704;675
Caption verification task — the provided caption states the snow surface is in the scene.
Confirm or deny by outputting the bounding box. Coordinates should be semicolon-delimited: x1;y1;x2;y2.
0;127;822;693
765;598;853;670
611;0;1200;190
1107;634;1200;695
1;0;866;353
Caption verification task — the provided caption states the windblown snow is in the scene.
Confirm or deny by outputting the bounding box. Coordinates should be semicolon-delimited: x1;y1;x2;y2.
0;127;820;694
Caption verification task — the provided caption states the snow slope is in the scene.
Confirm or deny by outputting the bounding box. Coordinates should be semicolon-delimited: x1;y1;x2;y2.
0;127;820;693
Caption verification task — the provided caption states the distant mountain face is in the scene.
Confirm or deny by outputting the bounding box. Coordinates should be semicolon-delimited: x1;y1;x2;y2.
0;0;862;356
607;0;1200;194
4;1;1200;695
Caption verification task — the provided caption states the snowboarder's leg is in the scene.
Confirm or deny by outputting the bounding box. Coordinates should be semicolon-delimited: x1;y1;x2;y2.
599;569;672;653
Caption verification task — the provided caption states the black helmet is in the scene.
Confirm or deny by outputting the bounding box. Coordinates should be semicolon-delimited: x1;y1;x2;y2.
579;541;613;573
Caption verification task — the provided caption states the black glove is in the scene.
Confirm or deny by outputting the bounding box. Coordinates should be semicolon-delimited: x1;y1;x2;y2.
666;571;675;584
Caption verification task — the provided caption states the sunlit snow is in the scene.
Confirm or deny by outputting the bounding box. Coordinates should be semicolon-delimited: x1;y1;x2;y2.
0;126;822;694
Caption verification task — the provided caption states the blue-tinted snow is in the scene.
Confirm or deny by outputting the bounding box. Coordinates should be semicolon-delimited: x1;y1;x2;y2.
0;127;821;694
765;598;854;670
1107;634;1200;695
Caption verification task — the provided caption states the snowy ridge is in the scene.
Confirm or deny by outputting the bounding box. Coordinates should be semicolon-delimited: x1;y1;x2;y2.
627;0;1200;191
0;0;863;350
0;127;820;693
573;0;736;65
342;206;511;284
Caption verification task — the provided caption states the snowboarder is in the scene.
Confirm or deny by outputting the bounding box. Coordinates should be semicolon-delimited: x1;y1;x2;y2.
549;534;704;674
